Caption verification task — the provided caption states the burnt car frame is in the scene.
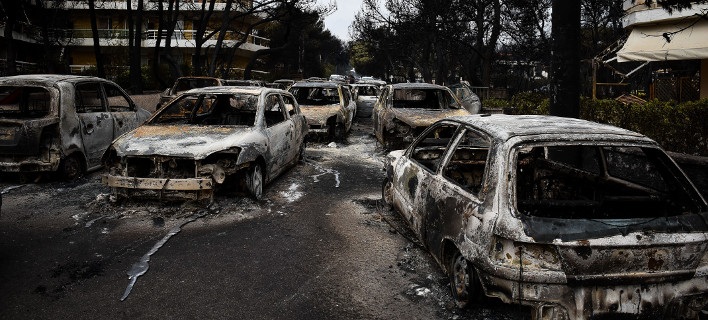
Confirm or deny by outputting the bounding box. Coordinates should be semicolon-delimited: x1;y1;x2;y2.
102;86;307;201
373;83;471;150
383;114;708;319
350;83;381;118
157;76;224;109
0;75;150;180
289;81;356;141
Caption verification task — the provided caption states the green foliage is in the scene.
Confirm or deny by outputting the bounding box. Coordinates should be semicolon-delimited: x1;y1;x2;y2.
506;93;708;156
506;92;549;115
481;98;510;110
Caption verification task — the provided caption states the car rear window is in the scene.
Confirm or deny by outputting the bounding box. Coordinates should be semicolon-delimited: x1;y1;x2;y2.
515;144;705;219
0;86;52;119
392;88;453;110
289;87;340;106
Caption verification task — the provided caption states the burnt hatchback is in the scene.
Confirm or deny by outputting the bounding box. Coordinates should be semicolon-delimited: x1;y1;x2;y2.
102;86;307;201
0;75;150;180
383;114;708;319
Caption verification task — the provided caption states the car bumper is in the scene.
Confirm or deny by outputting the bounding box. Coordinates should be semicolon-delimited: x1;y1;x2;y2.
481;269;708;319
102;174;213;191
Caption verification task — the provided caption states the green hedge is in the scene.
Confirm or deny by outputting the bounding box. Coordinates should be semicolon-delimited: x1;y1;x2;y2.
482;94;708;156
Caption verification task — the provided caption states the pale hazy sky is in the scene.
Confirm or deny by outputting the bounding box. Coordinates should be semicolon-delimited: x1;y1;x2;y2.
318;0;365;42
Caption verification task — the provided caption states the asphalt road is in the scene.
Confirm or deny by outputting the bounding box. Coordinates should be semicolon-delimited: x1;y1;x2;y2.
0;116;527;320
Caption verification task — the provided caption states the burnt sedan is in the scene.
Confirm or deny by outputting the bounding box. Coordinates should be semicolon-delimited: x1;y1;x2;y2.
373;83;471;150
383;114;708;319
102;86;307;201
289;81;356;141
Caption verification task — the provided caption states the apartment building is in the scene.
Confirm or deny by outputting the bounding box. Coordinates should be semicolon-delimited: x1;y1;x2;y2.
1;0;270;77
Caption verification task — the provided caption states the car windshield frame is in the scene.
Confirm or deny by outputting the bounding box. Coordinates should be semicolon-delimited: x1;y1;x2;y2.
149;92;261;126
391;88;458;110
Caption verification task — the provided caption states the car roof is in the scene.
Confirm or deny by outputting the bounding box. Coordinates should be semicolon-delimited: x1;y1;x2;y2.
389;83;448;90
290;81;344;89
180;86;284;95
0;74;111;86
447;114;652;143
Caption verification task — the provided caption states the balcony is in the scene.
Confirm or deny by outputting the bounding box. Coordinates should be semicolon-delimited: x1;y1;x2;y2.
55;28;270;50
622;0;708;27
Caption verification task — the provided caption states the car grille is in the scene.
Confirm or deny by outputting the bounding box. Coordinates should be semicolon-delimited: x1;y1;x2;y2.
125;157;196;178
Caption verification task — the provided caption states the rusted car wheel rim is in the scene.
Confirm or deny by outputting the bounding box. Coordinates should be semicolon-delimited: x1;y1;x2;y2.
382;178;394;210
450;251;475;308
247;164;263;200
61;155;83;181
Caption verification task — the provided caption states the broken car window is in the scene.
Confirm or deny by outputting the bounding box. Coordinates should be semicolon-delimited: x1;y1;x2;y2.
410;123;459;172
151;93;258;126
0;86;52;119
75;82;106;113
290;87;340;106
392;88;455;110
105;83;134;112
515;144;705;219
264;94;286;127
442;128;491;196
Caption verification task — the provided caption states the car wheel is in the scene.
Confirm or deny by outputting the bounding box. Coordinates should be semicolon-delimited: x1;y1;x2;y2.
245;163;263;200
297;141;307;163
60;154;83;181
449;250;480;308
334;123;346;141
381;177;394;211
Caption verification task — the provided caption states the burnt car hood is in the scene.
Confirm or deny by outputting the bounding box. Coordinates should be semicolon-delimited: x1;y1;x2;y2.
112;125;257;159
392;108;469;127
299;104;341;125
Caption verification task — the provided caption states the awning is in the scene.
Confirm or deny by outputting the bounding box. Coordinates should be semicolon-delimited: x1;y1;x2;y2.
617;19;708;62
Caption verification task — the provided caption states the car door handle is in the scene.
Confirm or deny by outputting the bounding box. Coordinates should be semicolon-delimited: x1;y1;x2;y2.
85;123;94;134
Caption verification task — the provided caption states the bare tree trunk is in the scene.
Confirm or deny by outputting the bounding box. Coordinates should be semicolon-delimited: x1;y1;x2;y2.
208;0;234;77
193;0;217;76
128;0;144;94
3;11;17;76
550;0;580;118
88;0;105;78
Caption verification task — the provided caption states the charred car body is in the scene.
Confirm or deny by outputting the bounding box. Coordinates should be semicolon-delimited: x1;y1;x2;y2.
289;82;356;141
383;114;708;319
373;83;471;150
0;75;150;180
102;86;307;201
157;76;224;109
351;83;381;118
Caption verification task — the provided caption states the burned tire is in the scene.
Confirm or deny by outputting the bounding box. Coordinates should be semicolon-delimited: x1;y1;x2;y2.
245;163;263;200
60;154;83;181
381;177;394;211
449;250;481;308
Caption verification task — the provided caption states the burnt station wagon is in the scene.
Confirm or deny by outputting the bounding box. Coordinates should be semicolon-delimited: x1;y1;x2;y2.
0;75;150;180
102;86;307;201
383;114;708;319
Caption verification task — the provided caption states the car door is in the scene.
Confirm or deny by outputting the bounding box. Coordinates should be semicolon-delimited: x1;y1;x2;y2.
104;82;143;137
394;122;460;239
75;81;114;169
424;126;492;259
263;93;295;178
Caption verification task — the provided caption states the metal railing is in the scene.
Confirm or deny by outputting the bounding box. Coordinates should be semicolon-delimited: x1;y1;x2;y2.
57;28;269;47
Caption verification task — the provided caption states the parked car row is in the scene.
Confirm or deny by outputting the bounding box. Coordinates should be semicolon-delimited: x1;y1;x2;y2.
2;74;708;319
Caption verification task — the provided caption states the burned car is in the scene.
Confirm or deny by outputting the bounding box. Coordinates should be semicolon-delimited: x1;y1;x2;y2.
373;83;470;150
289;81;356;141
351;83;381;118
383;114;708;319
448;83;481;114
157;76;224;109
102;86;307;201
0;75;150;180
